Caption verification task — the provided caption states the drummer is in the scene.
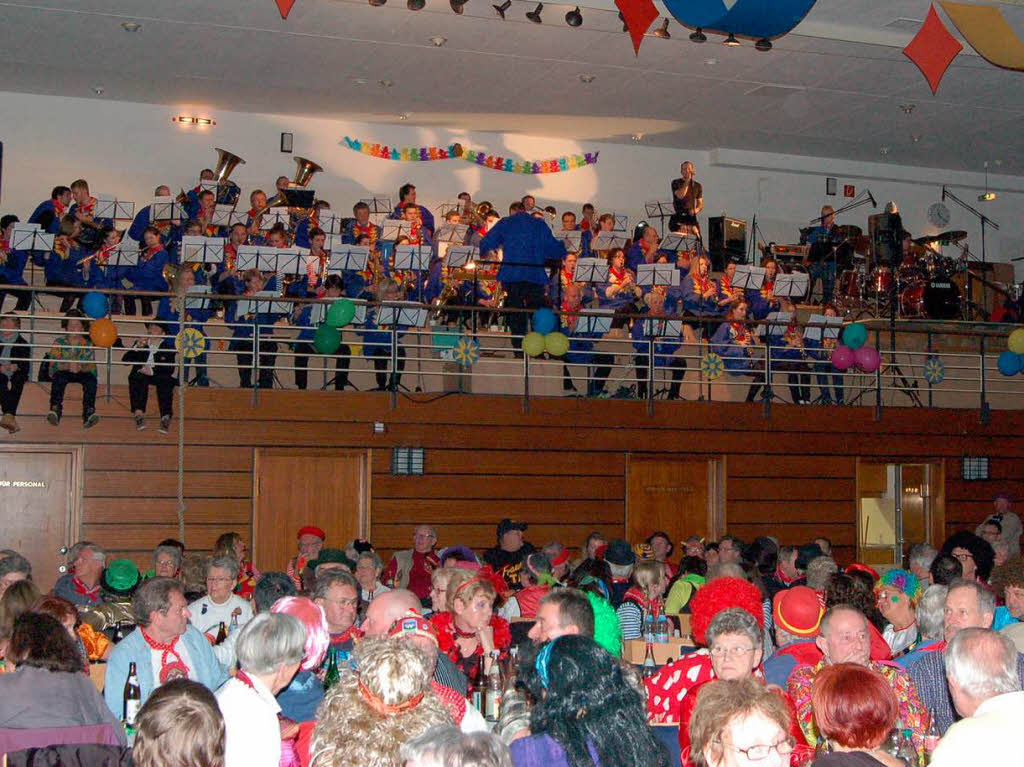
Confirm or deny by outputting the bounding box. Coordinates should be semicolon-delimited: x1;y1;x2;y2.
805;205;838;305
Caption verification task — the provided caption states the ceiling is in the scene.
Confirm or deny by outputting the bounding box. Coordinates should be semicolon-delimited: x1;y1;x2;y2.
2;0;1024;173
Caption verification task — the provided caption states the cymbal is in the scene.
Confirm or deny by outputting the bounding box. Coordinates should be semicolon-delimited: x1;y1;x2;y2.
914;230;967;246
852;235;871;255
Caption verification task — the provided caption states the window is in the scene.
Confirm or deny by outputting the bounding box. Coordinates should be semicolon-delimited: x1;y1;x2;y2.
392;447;424;475
961;456;989;481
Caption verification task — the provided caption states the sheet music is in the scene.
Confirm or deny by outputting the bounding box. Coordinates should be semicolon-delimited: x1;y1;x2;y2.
211;205;235;226
394;244;432;271
590;232;627;251
636;264;680;287
150;197;182;221
446;246;478;269
757;311;791;337
235;290;281;318
258;248;303;275
260;208;291;229
360;197;392;215
180;236;226;264
644;318;683;338
732;264;765;291
377;302;428;328
236;245;262;271
184;285;213;311
824;316;843;340
660;233;701;253
318;211;345;235
557;230;582;251
379;221;411;242
578;310;613;335
612;214;629;232
329;245;369;273
9;224;54;252
111;242;139;266
645;200;675;218
573;258;609;284
434;223;468;244
775;271;809;299
94;196;135;220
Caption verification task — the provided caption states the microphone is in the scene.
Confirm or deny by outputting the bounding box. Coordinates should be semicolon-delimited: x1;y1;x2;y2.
867;190;877;208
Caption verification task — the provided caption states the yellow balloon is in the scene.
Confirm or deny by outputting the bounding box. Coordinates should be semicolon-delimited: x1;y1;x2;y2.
544;332;570;357
522;331;546;357
1009;327;1024;355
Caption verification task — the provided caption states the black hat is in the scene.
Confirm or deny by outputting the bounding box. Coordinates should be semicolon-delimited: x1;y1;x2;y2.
795;543;824;571
603;539;636;567
497;519;528;538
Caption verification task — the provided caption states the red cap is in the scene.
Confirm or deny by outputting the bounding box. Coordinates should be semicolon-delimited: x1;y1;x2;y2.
388;609;438;646
297;526;326;541
772;586;824;638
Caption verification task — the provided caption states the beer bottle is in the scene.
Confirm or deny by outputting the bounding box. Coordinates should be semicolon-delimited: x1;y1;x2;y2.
324;647;340;690
484;650;502;722
642;641;657;678
215;621;228;645
123;662;142;727
469;655;484;712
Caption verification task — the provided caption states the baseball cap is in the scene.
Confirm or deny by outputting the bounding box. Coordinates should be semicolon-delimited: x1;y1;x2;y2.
497;519;528;538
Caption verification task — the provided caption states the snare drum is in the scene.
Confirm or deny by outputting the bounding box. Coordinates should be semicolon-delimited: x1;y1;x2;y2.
899;279;961;319
836;269;862;300
866;266;893;295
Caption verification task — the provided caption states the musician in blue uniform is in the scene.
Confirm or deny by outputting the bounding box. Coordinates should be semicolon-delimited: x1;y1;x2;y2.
710;300;765;402
225;269;282;389
156;267;213;387
746;258;781;320
805;303;844;405
128;185;173;243
215;224;248;296
358;281;409;391
680;254;722;317
28;186;72;235
558;283;613;397
766;298;811;405
68;179;113;234
631;289;688;400
291;274;351;391
598;248;642;314
343;202;381;247
0;215;32;311
42;217;89;313
181;169;216;219
626;226;661;272
294;201;332;249
390;183;434;239
123;226;170;317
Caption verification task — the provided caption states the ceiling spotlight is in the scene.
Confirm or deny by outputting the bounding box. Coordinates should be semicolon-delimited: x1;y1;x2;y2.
398;113;410;121
92;86;105;96
120;21;141;32
899;103;916;115
408;0;425;9
755;37;772;51
723;32;740;46
579;73;595;83
450;0;467;12
526;3;543;23
378;79;394;88
368;0;387;6
652;18;671;39
493;0;511;19
631;133;644;142
689;27;707;43
429;35;447;46
979;161;997;201
565;6;582;26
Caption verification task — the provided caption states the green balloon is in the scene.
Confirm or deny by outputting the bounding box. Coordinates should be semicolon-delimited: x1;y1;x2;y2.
326;299;356;328
313;323;342;355
842;322;868;350
544;331;570;357
522;331;546;357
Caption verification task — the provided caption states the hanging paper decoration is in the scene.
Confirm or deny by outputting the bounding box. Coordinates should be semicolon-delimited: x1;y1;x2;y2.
453;337;481;366
923;356;946;385
176;328;207;359
661;0;817;39
274;0;297;19
615;0;658;55
939;1;1024;71
340;137;599;173
903;4;963;94
700;352;725;380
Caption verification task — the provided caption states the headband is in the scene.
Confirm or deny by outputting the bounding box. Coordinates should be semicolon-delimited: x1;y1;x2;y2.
357;678;424;716
535;638;560;689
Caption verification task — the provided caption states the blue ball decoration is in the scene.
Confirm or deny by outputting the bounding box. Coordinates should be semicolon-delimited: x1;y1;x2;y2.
532;308;557;335
82;292;109;319
997;350;1022;376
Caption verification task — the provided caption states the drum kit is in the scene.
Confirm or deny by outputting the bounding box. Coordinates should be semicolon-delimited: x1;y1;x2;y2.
835;229;967;320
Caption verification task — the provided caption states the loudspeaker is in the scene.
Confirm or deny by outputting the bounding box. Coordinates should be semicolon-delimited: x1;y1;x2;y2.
708;216;747;270
869;212;901;268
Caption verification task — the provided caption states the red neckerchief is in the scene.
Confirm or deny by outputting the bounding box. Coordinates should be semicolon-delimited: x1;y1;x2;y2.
235;670;258;692
561;267;575;286
54;236;70;258
775;565;798;586
202;221;219;237
353;222;377;249
784;322;801;346
408;220;422;245
330;627;361;646
0;236;9;254
94;244;116;267
760;280;775;299
730;322;749;344
72;576;101;603
141;630;190;684
307;251;327;287
78;197;96;216
561;301;580;332
140;244;161;263
622;585;663;616
580;218;593;232
53;198;67;217
692;272;711;294
609;266;626;282
154;220;173;236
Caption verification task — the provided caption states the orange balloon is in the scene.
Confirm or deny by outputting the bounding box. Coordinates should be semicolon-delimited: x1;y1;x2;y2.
89;317;118;347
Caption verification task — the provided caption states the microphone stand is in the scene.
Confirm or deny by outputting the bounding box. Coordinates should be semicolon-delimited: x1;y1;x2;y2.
942;185;1000;318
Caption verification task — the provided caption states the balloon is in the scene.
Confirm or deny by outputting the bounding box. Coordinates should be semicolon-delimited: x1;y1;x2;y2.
89;317;118;347
313;324;341;355
544;332;570;357
1008;327;1024;355
841;322;868;350
998;350;1022;376
522;332;546;357
854;346;881;373
82;292;108;319
532;308;557;335
326;299;356;328
831;345;854;371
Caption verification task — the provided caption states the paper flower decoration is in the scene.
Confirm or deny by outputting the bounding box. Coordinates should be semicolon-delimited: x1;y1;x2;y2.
453;337;480;366
176;327;207;359
701;352;725;379
923;356;946;385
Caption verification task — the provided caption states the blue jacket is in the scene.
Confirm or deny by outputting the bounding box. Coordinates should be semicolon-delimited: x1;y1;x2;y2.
156;297;215;335
45;242;89;286
481;213;566;286
746;285;780;320
711;320;759;375
2;248;30;286
630;310;683;367
130;248;170;292
681;274;722;316
390;205;435;237
104;624;227;717
28;199;63;234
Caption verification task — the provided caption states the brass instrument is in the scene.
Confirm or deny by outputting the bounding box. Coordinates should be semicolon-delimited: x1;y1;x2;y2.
468;201;492;229
176;147;246;208
162;262;188;292
291;157;323;188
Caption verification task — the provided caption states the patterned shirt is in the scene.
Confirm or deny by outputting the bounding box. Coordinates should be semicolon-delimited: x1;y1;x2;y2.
788;659;927;757
47;336;97;377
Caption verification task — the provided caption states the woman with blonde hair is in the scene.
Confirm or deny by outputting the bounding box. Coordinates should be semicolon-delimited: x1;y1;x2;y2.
133;678;225;767
214;532;260;600
617;559;668;640
309;637;450;767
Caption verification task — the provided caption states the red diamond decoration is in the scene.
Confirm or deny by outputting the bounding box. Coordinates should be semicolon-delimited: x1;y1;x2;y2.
615;0;658;56
274;0;297;19
903;4;963;94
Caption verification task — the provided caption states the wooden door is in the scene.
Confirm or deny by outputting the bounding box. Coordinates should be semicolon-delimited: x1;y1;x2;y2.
253;449;369;572
0;447;80;592
626;457;712;546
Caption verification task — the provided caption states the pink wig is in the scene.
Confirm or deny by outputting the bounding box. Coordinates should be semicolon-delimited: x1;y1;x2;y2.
271;596;330;671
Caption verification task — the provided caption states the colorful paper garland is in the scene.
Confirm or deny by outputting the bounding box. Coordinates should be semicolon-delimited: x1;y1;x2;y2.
341;136;598;174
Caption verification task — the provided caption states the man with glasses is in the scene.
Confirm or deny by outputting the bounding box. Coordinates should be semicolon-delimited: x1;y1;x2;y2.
384;524;440;603
313;570;360;664
717;536;743;566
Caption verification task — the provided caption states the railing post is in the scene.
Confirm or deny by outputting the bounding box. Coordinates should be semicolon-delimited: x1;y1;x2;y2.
522;333;530;413
927;330;933;408
762;343;772;418
390;327;398;409
979;335;990;424
105;344;112;402
647;338;655;417
251;319;259;407
875;332;882;421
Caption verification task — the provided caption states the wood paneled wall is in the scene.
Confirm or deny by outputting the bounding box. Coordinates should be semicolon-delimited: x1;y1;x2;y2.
6;385;1024;575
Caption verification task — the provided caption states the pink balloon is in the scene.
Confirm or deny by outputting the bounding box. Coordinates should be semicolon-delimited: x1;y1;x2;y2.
854;346;881;372
831;345;854;371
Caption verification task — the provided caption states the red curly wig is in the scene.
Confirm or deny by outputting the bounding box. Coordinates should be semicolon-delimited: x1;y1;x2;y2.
689;576;765;646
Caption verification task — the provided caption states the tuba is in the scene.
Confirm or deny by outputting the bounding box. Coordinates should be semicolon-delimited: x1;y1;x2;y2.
162;262;187;292
212;147;246;206
291;157;323;188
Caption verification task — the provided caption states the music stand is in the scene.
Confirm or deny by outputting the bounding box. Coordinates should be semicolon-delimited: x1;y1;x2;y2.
210;205;236;227
261;208;291;229
380;221;413;242
361;197;392;225
318;211;345;235
180;236;226;264
611;214;629;232
235;291;279;319
94;196;136;221
323;234;344;253
257;248;303;278
756;311;791;338
10;224;54;253
435;223;468;244
645;201;675;236
803;315;827;344
110;242;140;269
151;197;183;222
644;318;683;338
235;245;262;272
590;232;629;252
731;264;765;291
578;310;613;335
774;271;809;301
557;230;582;252
573;258;609;284
636;264;680;287
394;245;432;272
377;302;428;328
446;246;478;269
329;245;369;274
184;285;214;312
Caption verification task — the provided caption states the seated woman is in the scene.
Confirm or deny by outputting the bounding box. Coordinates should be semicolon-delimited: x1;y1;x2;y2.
768;298;811;405
125;226;171;317
213;532;260;601
0;314;30;434
631;288;693;400
681;255;723;318
0;612;126;749
225;269;282;390
809;663;907;767
746;258;781;320
710;301;765;402
557;282;613;398
46;309;99;428
292;274;352;392
616;559;668;641
511;634;670;767
874;569;922;657
123;320;178;434
716;260;743;313
599;247;643;313
358;279;409;392
429;568;511;686
0;580;43;670
806;303;844;405
688;676;797;767
156;266;212;387
32;593;109;667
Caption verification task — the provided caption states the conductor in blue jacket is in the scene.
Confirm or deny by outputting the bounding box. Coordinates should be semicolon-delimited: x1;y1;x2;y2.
479;210;566;351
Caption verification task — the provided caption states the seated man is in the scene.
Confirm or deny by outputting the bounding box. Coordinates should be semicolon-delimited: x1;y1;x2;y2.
104;577;227;716
53;541;106;607
46;310;99;428
527;587;595;644
312;570;360;666
123;320;178;434
28;186;72;234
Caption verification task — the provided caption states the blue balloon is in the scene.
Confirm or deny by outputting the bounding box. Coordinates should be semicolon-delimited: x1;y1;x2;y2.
532;308;557;335
662;0;817;38
82;292;108;319
997;351;1022;376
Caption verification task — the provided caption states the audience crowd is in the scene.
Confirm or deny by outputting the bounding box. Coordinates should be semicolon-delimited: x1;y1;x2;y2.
0;495;1022;767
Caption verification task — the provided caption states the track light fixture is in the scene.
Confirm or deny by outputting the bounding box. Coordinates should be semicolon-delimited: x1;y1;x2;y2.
652;18;670;39
723;32;740;46
565;6;582;26
368;0;387;6
526;3;543;23
689;27;707;42
755;37;772;51
450;0;467;12
407;0;425;9
493;0;511;19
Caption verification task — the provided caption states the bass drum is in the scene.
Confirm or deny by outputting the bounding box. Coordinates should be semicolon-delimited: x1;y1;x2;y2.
866;266;893;296
899;279;961;319
836;269;862;300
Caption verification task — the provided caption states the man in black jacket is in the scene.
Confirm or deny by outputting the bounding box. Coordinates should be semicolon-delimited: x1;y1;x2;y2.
123;321;178;433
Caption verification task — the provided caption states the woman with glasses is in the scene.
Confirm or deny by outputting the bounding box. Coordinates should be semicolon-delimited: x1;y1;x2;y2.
938;531;995;585
689;677;796;767
188;555;254;665
677;609;810;766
